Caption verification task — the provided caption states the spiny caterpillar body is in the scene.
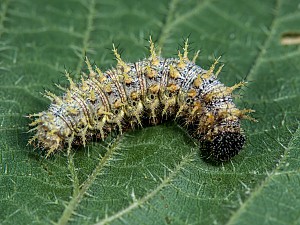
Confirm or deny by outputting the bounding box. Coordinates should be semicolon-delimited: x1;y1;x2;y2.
28;37;254;161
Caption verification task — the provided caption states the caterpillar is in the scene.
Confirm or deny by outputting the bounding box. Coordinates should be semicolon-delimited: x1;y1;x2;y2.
28;37;254;161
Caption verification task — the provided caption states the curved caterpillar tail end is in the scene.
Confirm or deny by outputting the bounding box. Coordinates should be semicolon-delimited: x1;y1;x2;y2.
208;132;246;161
199;105;255;162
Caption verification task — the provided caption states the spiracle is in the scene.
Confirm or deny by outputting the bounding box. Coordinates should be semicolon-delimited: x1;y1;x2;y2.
28;37;254;161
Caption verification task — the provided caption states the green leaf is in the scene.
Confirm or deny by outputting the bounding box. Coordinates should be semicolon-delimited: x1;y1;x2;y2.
1;0;300;224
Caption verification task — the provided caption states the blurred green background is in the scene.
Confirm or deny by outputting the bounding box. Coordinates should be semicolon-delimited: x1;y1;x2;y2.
1;0;300;224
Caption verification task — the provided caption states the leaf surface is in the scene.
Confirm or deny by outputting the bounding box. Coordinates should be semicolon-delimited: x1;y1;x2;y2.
1;0;300;224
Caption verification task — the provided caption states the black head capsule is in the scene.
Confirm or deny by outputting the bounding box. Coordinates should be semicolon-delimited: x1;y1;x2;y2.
209;132;246;161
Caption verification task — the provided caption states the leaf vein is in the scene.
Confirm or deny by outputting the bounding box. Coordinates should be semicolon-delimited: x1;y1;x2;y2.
55;138;121;225
94;151;196;225
226;108;300;224
244;0;280;82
